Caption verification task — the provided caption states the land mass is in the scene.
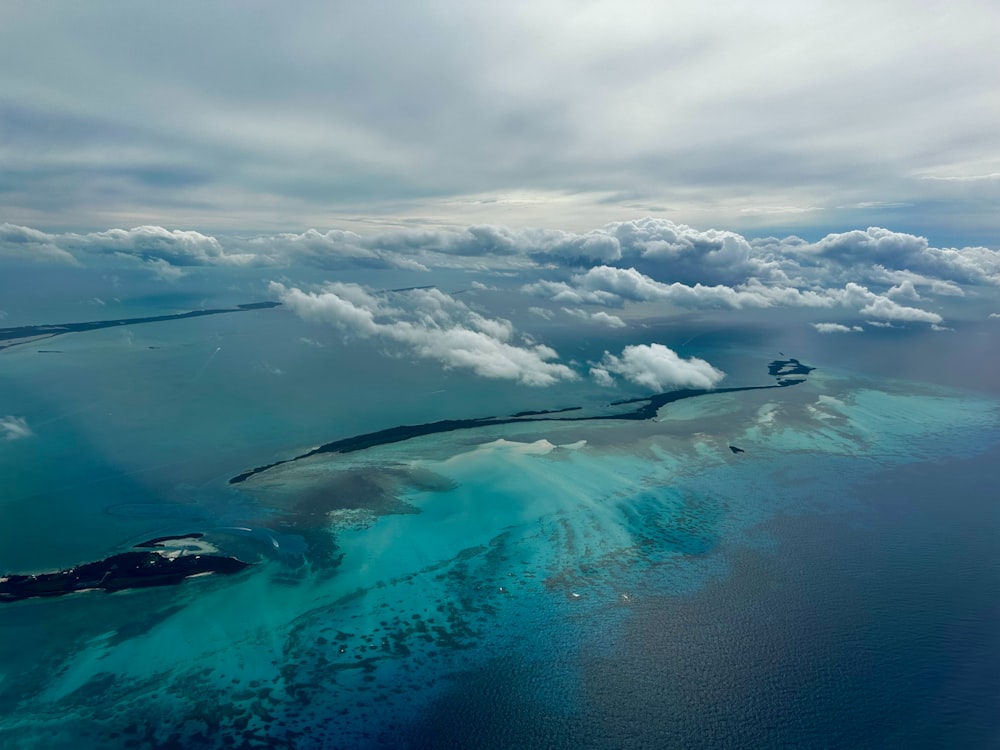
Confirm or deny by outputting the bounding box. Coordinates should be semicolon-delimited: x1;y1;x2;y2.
0;536;250;603
230;358;812;485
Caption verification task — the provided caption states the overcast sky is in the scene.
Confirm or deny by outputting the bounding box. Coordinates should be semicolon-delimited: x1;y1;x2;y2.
2;1;998;245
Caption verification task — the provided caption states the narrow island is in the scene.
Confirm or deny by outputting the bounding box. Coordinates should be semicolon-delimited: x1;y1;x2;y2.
230;358;813;485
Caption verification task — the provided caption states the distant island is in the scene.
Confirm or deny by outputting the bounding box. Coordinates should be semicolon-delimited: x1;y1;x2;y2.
0;301;281;352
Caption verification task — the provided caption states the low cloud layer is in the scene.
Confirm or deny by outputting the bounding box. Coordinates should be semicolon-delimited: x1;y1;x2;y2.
515;219;992;327
0;224;434;275
3;218;993;333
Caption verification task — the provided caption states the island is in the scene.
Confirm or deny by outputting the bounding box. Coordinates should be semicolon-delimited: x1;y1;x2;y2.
0;301;281;352
0;534;251;603
231;358;813;484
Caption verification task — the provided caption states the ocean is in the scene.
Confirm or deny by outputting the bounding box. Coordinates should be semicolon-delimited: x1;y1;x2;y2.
1;289;998;748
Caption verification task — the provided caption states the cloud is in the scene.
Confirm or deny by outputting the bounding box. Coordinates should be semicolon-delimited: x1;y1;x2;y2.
427;218;778;283
857;297;941;324
0;223;434;276
1;416;33;441
526;260;948;326
0;219;992;334
271;282;577;387
562;308;628;328
2;4;1000;242
249;229;430;271
886;280;920;301
72;226;255;266
918;173;1000;183
591;311;627;328
795;227;1000;287
812;323;863;334
0;223;251;272
4;219;998;301
0;223;78;264
841;282;943;324
145;257;187;281
595;344;725;392
527;265;837;311
589;367;616;387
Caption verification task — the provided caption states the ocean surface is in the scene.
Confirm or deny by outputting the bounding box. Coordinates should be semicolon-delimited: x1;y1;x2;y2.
1;290;998;748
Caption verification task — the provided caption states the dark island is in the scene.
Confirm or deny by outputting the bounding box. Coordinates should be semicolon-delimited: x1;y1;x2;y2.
0;535;250;603
231;358;814;485
768;357;815;378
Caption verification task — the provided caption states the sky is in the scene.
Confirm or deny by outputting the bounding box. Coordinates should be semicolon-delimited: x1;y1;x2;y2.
1;1;999;245
3;2;1000;396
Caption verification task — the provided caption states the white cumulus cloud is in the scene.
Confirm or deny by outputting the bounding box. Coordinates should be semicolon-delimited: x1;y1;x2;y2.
812;323;863;334
595;343;725;392
271;282;577;387
591;311;627;328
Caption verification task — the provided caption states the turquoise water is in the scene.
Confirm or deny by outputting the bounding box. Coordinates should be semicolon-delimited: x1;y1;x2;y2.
1;300;999;748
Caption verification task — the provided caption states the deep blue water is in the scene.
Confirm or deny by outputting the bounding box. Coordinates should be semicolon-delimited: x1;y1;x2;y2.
401;443;1000;749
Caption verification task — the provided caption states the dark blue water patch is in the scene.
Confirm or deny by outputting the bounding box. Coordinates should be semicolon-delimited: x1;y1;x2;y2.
400;442;1000;749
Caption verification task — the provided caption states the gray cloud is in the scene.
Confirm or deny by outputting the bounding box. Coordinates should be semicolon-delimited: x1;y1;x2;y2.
794;227;1000;286
249;230;430;271
1;4;998;242
0;223;78;264
73;226;254;266
0;223;432;274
